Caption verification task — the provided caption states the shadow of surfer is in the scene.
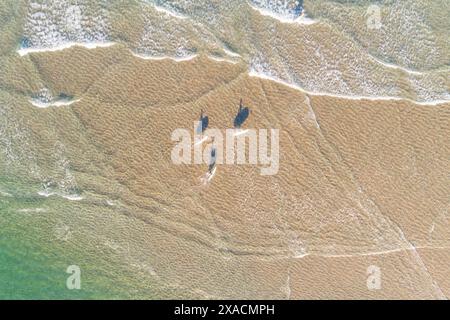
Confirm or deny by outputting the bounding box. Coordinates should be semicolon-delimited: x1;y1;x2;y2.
234;99;250;128
196;109;209;134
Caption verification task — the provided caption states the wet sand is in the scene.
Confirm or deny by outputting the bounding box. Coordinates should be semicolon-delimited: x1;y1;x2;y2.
0;0;449;299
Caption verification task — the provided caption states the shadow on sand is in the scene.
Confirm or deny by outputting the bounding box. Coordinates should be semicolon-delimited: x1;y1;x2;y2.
196;109;209;134
234;99;250;128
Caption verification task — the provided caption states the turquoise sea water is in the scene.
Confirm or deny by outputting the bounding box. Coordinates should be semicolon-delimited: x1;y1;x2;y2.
0;177;147;300
1;184;103;299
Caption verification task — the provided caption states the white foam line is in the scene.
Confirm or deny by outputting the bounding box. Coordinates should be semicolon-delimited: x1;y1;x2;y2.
0;190;12;197
38;190;84;201
249;4;317;25
153;4;187;19
106;199;117;206
223;48;241;58
131;51;198;62
369;54;424;76
248;70;450;106
29;98;81;108
62;194;84;201
18;208;47;213
37;190;55;198
208;56;238;64
133;50;240;66
17;42;116;56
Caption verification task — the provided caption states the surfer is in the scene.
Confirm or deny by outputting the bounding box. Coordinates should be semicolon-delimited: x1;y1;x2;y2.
208;137;217;173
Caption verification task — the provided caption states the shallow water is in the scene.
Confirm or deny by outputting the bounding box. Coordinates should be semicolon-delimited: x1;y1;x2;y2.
1;0;449;299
